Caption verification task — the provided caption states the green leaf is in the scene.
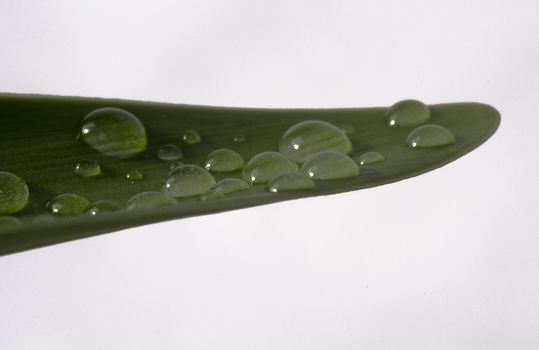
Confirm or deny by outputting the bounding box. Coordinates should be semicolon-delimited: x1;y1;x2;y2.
0;94;500;256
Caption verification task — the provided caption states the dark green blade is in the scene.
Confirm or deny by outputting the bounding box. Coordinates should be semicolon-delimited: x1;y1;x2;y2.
0;94;500;256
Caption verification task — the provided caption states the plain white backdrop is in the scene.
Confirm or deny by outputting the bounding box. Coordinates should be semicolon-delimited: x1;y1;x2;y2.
1;0;538;349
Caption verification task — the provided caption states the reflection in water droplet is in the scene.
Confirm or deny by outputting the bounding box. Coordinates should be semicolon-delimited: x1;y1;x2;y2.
0;216;22;227
279;120;353;163
407;124;456;148
79;107;147;158
267;172;316;193
182;129;201;144
156;144;183;161
74;159;101;177
243;152;298;185
356;151;385;166
46;193;90;216
386;99;430;128
86;200;122;215
126;191;177;210
301;151;359;180
0;171;29;215
164;165;216;198
204;149;244;172
233;135;247;143
200;178;251;200
126;170;143;182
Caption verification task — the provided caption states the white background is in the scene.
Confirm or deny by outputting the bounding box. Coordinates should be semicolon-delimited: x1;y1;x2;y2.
1;0;538;349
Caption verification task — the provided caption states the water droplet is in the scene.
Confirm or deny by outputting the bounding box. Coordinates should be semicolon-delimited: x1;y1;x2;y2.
126;191;177;210
182;129;201;144
233;135;247;143
79;107;147;159
386;99;430;128
267;172;316;193
126;169;143;182
200;178;251;200
204;149;244;172
301;151;359;180
0;171;29;215
242;152;298;185
156;144;183;161
0;216;22;227
356;151;385;165
164;165;216;198
46;193;90;216
73;159;101;177
407;124;456;148
86;200;122;215
279;120;353;163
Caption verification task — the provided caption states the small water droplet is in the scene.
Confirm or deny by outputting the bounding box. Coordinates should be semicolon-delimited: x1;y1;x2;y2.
0;216;22;227
46;193;90;216
267;172;316;193
204;149;244;172
386;99;430;128
164;165;216;198
126;191;177;210
242;152;298;185
182;129;201;144
73;159;101;177
156;144;183;161
126;169;143;182
356;151;385;165
200;178;251;200
0;171;29;215
233;135;247;143
407;124;456;148
301;151;359;180
279;120;353;163
79;107;147;159
86;200;122;215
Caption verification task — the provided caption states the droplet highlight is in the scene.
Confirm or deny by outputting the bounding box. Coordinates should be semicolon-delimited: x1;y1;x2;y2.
86;200;122;215
0;171;29;215
279;120;353;163
243;152;298;185
79;107;147;159
356;151;385;165
46;193;90;216
126;191;177;210
407;124;456;148
267;172;316;193
301;151;359;180
73;159;101;177
126;169;143;182
156;144;183;161
164;165;216;198
182;129;201;144
204;149;244;172
386;99;430;128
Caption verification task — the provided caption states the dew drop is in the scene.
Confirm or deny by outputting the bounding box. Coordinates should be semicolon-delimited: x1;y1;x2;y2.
267;172;316;193
182;129;201;144
73;159;101;177
356;151;385;166
46;193;90;216
126;169;143;182
204;149;244;172
0;216;22;227
233;135;247;143
86;200;122;216
242;152;298;185
79;107;147;159
407;124;456;148
279;120;352;163
0;171;29;215
386;99;430;128
156;144;183;161
301;151;359;180
126;191;177;210
164;165;216;198
200;178;251;200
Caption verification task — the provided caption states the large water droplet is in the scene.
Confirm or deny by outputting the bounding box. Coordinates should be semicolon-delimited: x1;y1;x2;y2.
356;151;385;165
74;159;101;177
79;107;147;159
407;124;456;148
164;165;216;198
267;172;316;193
200;178;251;200
46;193;90;216
0;171;29;215
242;152;298;185
156;144;183;161
0;216;22;227
301;151;359;180
182;129;201;144
386;99;430;128
86;200;122;216
204;149;244;172
126;169;143;182
126;191;177;210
